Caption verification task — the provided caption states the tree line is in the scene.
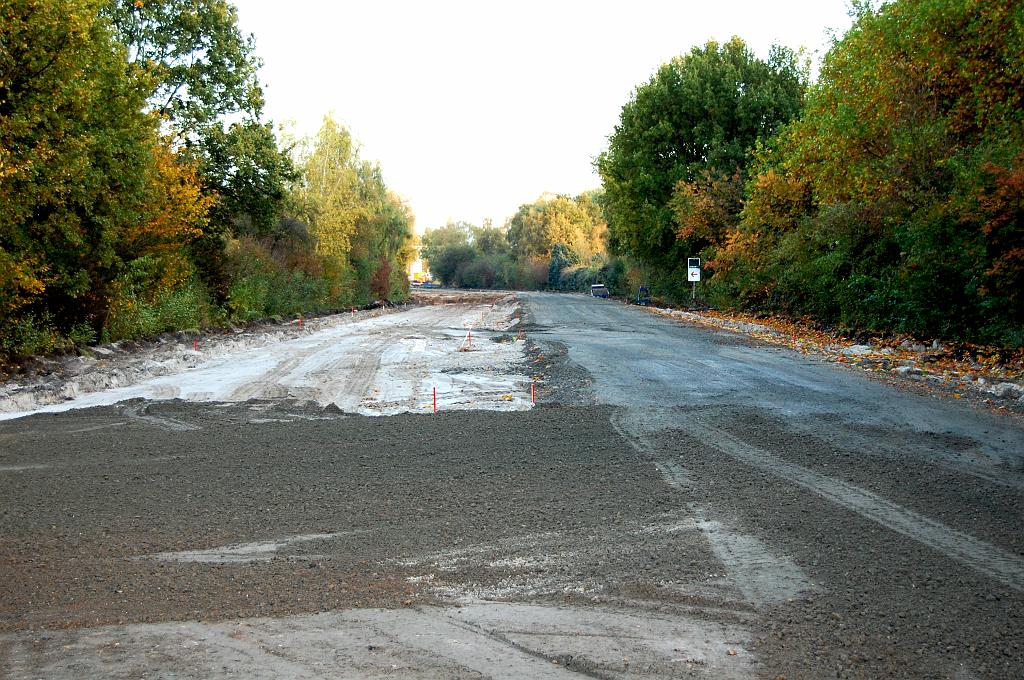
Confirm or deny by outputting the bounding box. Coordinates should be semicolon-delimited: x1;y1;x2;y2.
420;191;622;292
423;0;1022;346
0;0;414;365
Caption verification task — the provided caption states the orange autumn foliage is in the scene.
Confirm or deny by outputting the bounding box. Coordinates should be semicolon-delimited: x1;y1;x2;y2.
124;138;213;262
973;154;1024;309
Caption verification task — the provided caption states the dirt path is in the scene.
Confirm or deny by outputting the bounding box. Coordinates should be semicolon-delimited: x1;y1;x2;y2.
0;292;530;419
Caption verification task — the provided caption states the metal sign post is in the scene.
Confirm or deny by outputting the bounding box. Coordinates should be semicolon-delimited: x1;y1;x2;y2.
687;258;701;303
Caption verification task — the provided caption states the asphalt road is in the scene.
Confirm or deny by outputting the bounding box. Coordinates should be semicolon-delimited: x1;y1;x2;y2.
1;292;1022;679
523;291;1024;679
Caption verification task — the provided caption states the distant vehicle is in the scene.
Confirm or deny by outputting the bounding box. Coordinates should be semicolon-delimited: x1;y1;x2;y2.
421;281;442;289
636;286;651;305
590;284;610;298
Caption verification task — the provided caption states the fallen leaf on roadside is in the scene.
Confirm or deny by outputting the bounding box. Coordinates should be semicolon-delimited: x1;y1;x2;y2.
644;305;1023;409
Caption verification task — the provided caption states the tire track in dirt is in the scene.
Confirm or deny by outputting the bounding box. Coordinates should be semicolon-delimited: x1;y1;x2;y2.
782;417;1024;493
307;330;394;413
225;330;356;403
685;416;1024;593
613;405;1024;594
345;339;386;410
226;356;304;402
122;403;200;432
610;408;818;608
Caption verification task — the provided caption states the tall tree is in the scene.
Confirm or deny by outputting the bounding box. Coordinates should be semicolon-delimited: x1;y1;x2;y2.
712;0;1024;344
201;119;297;238
291;117;367;265
1;0;160;342
472;220;511;257
596;38;806;271
506;193;607;261
288;115;413;302
103;0;296;297
101;0;263;135
420;221;473;272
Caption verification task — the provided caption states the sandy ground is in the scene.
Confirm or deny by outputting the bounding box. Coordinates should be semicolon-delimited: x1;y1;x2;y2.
0;291;531;419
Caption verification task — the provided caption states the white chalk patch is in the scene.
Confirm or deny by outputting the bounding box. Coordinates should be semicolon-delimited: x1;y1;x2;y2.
146;531;367;564
0;297;531;421
0;464;52;472
0;604;758;679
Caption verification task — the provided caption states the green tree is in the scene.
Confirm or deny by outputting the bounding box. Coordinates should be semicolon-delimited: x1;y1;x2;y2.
203;120;297;238
291;117;366;265
104;0;296;283
0;0;167;352
101;0;262;132
547;243;579;288
430;244;476;286
712;0;1024;344
596;38;806;271
287;115;413;303
472;220;511;257
349;175;415;300
421;221;473;275
506;193;607;261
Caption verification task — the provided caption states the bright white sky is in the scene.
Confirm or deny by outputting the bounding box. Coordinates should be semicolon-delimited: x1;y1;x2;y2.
232;0;854;234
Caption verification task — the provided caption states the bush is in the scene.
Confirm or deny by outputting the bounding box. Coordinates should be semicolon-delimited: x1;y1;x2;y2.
226;272;271;322
222;236;359;321
104;254;215;342
459;259;497;288
105;275;214;342
0;313;64;360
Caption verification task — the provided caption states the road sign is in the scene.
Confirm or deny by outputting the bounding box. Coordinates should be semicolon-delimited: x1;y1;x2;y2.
687;257;701;282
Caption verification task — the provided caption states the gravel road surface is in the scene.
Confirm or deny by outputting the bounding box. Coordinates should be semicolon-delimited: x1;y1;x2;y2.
1;291;1022;679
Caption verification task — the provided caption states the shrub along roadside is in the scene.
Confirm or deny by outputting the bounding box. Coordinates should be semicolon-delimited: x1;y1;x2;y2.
223;237;360;323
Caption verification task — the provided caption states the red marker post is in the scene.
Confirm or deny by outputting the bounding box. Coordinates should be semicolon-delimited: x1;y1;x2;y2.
299;317;303;331
193;339;198;352
531;382;536;404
